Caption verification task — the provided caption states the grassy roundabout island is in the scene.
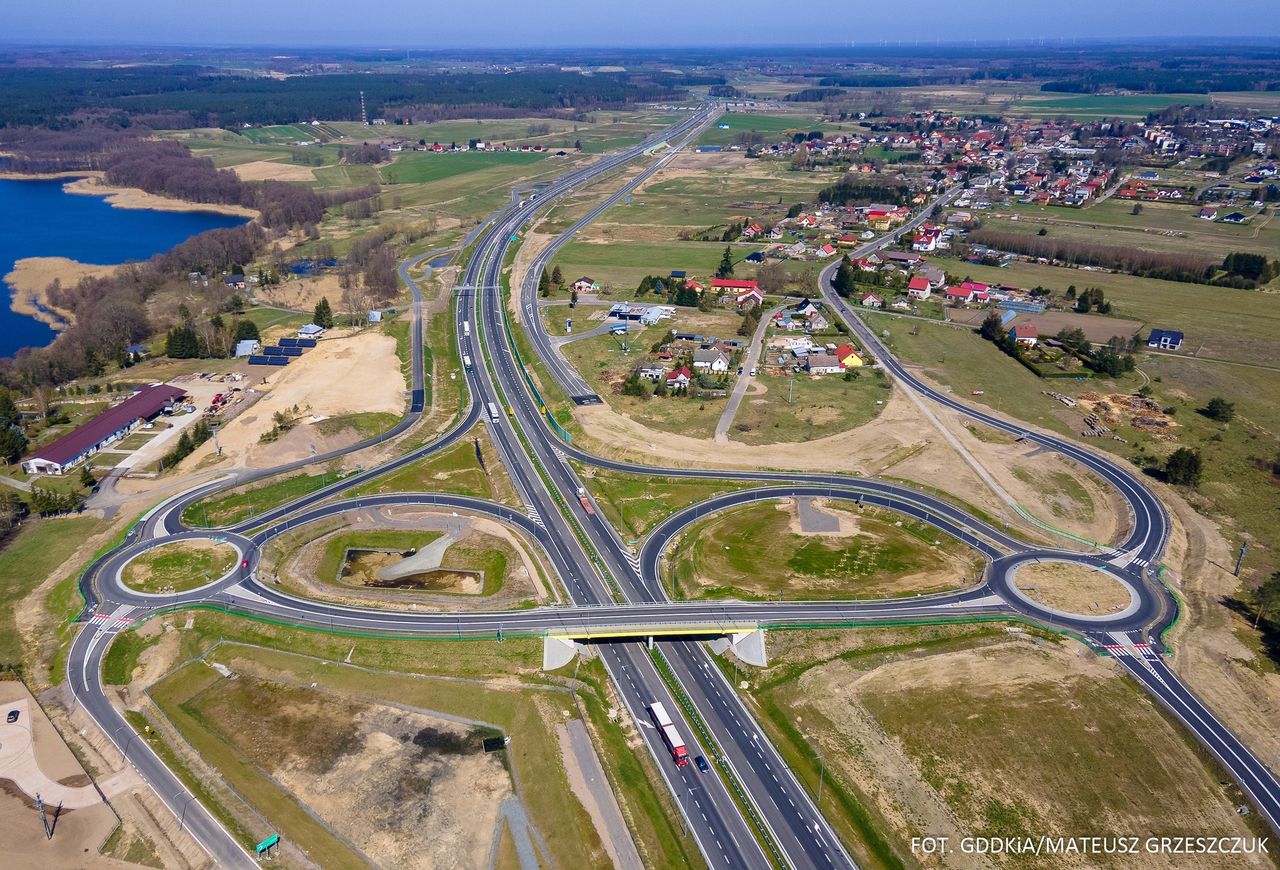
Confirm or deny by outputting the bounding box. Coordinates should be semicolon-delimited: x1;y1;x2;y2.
665;498;981;601
121;540;238;595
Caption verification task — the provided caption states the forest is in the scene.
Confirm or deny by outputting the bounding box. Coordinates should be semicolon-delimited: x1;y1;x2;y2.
0;67;687;129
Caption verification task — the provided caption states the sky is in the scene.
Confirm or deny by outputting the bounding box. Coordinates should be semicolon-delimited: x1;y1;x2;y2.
6;0;1280;47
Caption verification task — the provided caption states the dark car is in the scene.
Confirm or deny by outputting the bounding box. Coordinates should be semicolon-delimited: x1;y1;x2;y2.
695;755;710;773
6;710;18;724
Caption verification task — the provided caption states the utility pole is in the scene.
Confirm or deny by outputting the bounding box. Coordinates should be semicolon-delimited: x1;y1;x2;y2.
1234;539;1249;577
359;90;368;126
35;793;56;839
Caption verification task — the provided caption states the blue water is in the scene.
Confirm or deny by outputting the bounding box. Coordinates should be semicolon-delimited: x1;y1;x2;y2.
0;178;248;358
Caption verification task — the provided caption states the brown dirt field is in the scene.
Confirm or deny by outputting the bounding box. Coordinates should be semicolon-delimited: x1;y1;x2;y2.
193;665;510;870
1013;560;1132;615
252;272;345;312
5;256;118;329
183;330;406;470
231;160;317;183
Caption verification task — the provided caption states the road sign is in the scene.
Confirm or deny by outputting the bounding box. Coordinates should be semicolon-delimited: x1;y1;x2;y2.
256;834;280;855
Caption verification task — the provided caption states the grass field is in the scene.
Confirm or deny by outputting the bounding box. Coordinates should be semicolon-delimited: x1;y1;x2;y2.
695;112;824;147
239;125;321;145
730;367;889;445
183;465;347;528
863;307;1280;597
552;240;763;293
980;198;1280;264
574;463;762;540
121;540;237;594
931;254;1280;365
346;428;516;504
666;502;975;600
1006;92;1211;120
381;150;547;185
0;516;107;666
728;626;1273;869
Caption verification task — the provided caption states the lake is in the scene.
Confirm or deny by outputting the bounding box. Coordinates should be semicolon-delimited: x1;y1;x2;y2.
0;178;248;359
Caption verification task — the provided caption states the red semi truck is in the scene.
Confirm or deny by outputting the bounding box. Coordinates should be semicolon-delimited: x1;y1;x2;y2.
576;486;595;515
648;701;689;767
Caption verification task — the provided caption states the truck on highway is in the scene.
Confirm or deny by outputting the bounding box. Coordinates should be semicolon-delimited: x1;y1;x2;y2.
463;354;473;371
487;402;501;421
463;321;471;338
648;702;689;767
576;486;595;515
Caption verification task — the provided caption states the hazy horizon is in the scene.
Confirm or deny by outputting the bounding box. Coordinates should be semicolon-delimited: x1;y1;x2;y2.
7;0;1280;49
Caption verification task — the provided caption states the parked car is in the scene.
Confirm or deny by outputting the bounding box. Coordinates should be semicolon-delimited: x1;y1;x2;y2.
6;710;18;724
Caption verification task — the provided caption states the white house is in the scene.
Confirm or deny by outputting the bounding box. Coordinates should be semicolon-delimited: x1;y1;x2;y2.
692;348;730;373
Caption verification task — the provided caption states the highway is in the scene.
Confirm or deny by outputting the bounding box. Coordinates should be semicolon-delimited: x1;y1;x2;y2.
63;103;1280;869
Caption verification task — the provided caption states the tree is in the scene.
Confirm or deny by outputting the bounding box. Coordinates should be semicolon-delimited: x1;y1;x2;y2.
0;425;26;464
234;319;260;342
569;289;579;308
1203;397;1235;422
550;265;563;286
1131;203;1144;215
1164;447;1203;487
1254;571;1280;629
313;297;335;329
979;311;1005;342
538;268;551;298
0;390;19;429
79;464;95;489
832;254;855;298
716;246;735;278
164;324;200;359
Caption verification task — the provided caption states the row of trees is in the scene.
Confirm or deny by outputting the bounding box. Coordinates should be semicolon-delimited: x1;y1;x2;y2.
965;229;1225;285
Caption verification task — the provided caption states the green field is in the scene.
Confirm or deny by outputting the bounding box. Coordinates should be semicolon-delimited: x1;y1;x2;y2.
346;428;515;504
239;124;321;145
1007;92;1211;120
695;112;824;147
183;466;347;528
121;540;238;594
0;516;108;666
552;240;763;292
574;463;762;540
667;502;974;600
381;150;547;185
981;198;1280;265
931;254;1280;365
730;367;888;445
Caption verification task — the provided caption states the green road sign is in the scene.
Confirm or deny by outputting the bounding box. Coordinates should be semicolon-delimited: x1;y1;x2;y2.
256;834;280;854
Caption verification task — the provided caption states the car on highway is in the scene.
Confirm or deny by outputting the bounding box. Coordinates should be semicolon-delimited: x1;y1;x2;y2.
6;710;18;724
695;755;710;773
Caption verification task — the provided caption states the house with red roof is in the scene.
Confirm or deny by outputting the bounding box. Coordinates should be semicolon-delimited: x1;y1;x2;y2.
666;365;693;388
736;286;765;308
1009;323;1038;346
860;292;883;309
944;285;975;304
907;276;932;300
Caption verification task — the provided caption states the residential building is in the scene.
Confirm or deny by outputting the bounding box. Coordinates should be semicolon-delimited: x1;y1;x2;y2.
805;353;843;375
907;276;932;300
298;323;325;338
1009;323;1039;346
692;348;730;373
860;292;883;309
1147;328;1184;351
571;276;599;293
666;366;693;388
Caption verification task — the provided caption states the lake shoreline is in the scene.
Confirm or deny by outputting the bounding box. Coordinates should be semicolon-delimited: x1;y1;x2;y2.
6;256;120;332
0;170;259;219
